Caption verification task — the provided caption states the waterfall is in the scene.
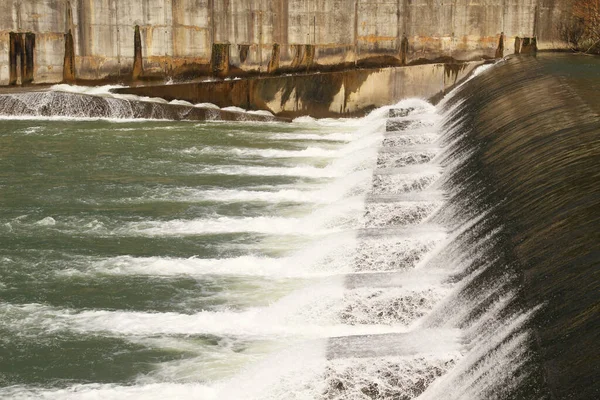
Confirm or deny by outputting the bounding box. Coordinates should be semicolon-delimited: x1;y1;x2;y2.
0;55;597;400
0;89;278;122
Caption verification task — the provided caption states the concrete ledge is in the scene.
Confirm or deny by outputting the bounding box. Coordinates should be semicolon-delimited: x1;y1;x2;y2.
114;62;483;118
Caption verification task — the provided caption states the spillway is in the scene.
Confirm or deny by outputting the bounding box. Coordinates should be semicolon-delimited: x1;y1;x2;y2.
0;54;598;400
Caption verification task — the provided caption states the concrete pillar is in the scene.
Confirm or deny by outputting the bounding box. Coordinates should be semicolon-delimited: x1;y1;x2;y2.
8;32;34;86
300;44;315;70
238;45;250;64
267;43;280;73
23;33;35;84
63;30;76;83
9;33;23;85
400;34;409;65
211;43;230;77
133;25;144;80
495;32;505;58
521;37;537;54
291;44;303;68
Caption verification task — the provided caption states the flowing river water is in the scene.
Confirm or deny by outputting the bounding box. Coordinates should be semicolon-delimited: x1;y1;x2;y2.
0;54;598;399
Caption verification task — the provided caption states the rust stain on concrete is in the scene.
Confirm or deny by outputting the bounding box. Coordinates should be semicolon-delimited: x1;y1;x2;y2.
63;29;76;83
133;25;143;80
358;35;397;43
267;43;280;73
211;43;230;77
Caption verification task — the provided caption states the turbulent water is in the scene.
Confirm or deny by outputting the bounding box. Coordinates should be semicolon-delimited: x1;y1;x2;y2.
0;54;598;400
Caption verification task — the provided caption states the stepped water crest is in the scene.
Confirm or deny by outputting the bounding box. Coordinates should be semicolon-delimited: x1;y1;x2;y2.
1;54;598;399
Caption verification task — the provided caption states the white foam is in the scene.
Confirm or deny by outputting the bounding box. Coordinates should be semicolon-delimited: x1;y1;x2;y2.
122;216;307;236
35;216;56;226
122;187;329;205
194;102;220;109
0;383;219;400
3;302;411;339
122;196;364;237
89;255;286;277
177;146;339;159
49;84;127;96
221;106;247;113
247;110;274;117
217;341;327;400
169;99;195;107
198;164;339;178
269;132;356;142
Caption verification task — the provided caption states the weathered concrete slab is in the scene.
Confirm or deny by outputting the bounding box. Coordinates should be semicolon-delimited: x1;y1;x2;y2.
113;62;482;118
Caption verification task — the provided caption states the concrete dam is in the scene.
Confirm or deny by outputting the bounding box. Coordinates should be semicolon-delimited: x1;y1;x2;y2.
2;0;564;86
0;0;570;118
0;2;598;400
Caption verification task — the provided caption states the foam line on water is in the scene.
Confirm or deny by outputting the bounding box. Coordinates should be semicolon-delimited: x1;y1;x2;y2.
176;146;339;159
0;114;160;123
114;171;369;205
122;216;308;236
0;303;412;339
86;255;288;277
132;187;321;204
0;383;219;400
119;197;365;237
197;164;339;178
64;228;362;278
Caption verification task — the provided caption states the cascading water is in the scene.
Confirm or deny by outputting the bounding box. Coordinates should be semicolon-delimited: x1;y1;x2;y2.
0;86;278;122
1;54;598;400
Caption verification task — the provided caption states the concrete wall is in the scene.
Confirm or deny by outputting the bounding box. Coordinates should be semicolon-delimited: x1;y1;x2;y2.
0;0;570;86
113;61;482;118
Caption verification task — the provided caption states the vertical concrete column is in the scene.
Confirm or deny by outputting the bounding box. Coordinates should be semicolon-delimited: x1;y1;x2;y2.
301;44;315;70
267;43;280;73
521;37;537;54
23;33;35;84
9;32;23;85
514;37;522;54
495;32;505;58
400;34;409;65
238;45;250;63
291;44;304;68
211;43;230;77
133;25;144;80
63;30;76;83
10;32;36;85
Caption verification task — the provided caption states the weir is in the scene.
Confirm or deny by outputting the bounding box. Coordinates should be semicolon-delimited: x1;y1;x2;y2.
216;56;597;399
0;89;288;122
428;55;600;400
0;50;597;399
